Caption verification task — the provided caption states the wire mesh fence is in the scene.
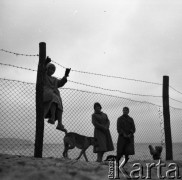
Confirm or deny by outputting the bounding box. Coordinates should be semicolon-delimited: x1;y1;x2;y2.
0;47;182;161
1;78;182;161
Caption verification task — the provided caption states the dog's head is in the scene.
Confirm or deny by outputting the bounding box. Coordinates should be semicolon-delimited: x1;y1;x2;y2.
89;137;98;146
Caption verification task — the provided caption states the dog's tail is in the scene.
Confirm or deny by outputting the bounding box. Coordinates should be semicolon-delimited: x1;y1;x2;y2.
63;129;68;135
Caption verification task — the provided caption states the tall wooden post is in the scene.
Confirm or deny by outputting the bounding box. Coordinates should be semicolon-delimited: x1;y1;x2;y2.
34;42;46;158
163;75;173;160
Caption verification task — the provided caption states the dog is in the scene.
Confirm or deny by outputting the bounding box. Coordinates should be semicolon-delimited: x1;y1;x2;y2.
149;145;163;160
62;132;97;162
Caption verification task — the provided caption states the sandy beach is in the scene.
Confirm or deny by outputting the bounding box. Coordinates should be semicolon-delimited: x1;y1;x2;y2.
0;154;109;180
0;153;181;180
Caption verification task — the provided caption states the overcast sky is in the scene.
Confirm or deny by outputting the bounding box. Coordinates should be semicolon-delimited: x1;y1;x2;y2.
1;0;182;143
1;0;182;105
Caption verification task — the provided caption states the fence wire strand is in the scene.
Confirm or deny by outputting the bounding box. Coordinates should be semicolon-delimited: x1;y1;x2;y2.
51;60;163;86
0;48;182;161
1;78;182;161
0;48;38;57
2;61;182;107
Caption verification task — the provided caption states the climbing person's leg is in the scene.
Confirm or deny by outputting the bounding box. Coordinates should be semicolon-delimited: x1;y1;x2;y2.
47;103;56;124
56;110;67;133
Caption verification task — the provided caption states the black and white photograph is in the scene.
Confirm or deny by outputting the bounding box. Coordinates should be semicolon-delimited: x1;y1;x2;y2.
0;0;182;179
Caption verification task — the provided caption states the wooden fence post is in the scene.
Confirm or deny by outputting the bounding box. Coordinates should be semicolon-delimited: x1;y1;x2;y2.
163;75;173;160
34;42;46;158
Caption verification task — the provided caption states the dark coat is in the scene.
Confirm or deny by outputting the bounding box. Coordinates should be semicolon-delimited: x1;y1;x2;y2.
92;112;114;153
43;74;67;119
117;115;136;155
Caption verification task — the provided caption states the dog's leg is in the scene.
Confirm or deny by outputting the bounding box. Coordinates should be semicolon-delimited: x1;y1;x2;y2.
63;141;69;158
64;145;75;159
76;149;85;161
83;151;89;162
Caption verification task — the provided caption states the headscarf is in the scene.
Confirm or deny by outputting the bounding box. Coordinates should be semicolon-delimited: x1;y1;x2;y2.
46;63;56;70
94;102;102;110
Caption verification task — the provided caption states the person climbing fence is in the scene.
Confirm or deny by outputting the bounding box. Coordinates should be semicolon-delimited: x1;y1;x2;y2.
43;56;71;133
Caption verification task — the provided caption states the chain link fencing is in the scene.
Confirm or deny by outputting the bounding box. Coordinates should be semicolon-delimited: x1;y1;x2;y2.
1;78;182;161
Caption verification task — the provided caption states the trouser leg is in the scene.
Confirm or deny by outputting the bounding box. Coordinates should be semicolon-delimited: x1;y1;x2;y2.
116;153;123;162
96;152;104;162
56;110;67;133
47;103;56;124
57;110;63;125
123;155;129;167
50;103;56;119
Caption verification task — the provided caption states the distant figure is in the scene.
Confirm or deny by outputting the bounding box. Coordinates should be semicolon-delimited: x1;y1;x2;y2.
149;145;163;160
92;102;114;162
116;107;136;166
43;57;70;132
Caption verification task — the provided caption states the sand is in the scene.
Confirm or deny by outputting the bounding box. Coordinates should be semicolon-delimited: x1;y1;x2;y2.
0;154;109;180
0;154;181;180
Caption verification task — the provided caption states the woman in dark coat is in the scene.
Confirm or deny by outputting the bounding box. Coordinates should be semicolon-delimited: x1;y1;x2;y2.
92;102;114;162
117;107;136;166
